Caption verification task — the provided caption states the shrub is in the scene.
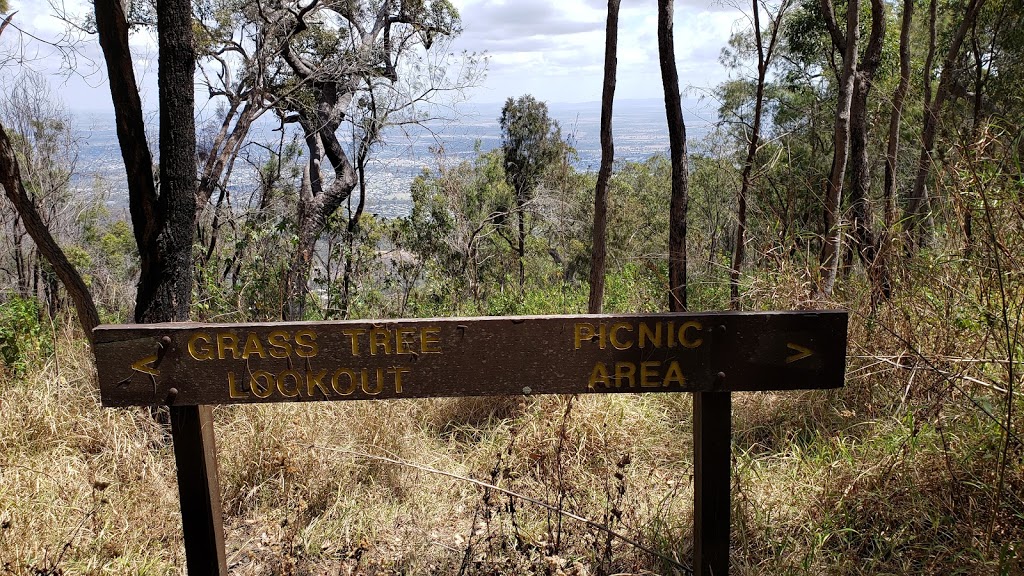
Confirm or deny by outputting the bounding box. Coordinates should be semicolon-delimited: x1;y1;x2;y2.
0;294;51;374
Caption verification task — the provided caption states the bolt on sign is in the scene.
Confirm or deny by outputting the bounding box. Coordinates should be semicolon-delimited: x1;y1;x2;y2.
96;311;846;406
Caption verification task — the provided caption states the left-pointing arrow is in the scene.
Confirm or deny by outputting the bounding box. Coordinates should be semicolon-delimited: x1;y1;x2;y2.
131;354;160;377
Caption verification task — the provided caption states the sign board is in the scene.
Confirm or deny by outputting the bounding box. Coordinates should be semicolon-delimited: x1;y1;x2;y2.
95;311;846;407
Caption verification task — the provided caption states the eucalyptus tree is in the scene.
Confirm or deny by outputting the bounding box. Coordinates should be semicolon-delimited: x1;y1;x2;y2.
500;95;563;290
826;0;886;298
407;148;514;308
904;0;988;249
879;0;913;297
816;0;859;297
188;0;480;320
0;16;98;342
588;0;620;314
721;0;791;309
657;0;690;312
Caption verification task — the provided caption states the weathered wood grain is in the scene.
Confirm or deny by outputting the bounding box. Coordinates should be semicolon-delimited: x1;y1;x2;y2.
94;311;847;407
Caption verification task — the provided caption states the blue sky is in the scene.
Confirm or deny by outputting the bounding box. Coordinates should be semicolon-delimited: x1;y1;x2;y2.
1;0;745;111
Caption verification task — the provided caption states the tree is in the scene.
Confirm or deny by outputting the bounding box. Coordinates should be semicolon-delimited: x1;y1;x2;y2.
817;0;859;297
0;19;99;344
588;0;620;314
904;0;988;249
93;0;195;323
842;0;886;300
726;0;790;309
657;0;690;312
0;120;99;342
408;148;514;309
258;1;470;320
181;0;479;320
878;0;913;303
95;1;225;572
500;95;562;290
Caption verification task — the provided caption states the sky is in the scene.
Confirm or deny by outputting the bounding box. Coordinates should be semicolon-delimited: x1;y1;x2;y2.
0;0;746;112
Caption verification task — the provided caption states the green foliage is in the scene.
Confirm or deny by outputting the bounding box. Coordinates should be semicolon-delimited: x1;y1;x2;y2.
99;221;135;262
606;156;671;266
0;295;51;375
406;147;517;309
500;95;563;201
63;245;93;287
71;206;140;323
485;281;587;316
602;262;666;314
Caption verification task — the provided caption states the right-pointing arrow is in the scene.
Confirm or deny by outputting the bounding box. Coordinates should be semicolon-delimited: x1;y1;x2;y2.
786;343;813;364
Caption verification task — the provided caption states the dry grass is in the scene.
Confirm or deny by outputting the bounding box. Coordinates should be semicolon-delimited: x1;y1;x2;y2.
2;264;1023;575
0;328;183;575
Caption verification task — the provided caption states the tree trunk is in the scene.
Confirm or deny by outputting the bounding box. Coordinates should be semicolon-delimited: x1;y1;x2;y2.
286;154;319;322
658;0;689;312
847;0;887;300
341;158;369;318
517;200;526;291
96;3;225;574
904;0;987;250
282;108;359;320
883;0;913;232
730;0;787;309
817;0;860;297
0;121;100;343
588;0;620;314
144;0;197;323
94;0;199;317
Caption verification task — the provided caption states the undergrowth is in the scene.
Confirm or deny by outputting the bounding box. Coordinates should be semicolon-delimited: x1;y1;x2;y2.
1;250;1022;575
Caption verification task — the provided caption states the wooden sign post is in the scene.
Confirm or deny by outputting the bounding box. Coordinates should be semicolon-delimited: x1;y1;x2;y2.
94;311;847;575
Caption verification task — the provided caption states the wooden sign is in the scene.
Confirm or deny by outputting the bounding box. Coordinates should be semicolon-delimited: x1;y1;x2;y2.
95;311;846;407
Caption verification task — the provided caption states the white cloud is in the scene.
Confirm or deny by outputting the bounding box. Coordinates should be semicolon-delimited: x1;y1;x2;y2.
1;1;742;111
1;0;161;112
450;0;742;103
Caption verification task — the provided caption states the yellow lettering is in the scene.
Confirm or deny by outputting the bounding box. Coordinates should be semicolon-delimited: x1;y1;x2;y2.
640;361;661;387
241;333;266;359
362;368;384;395
575;323;595;349
667;322;676;348
390;367;410;393
396;328;417;354
638;322;662;348
614;362;636;388
250;370;275;399
663;361;686;387
227;371;249;399
277;369;301;398
421;327;442;353
342;328;365;356
588;362;610;389
267;330;292;358
331;368;357;395
294;329;318;358
188;333;214;361
217;333;239;360
679;321;703;348
610;322;634;350
370;328;392;355
306;369;329;397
